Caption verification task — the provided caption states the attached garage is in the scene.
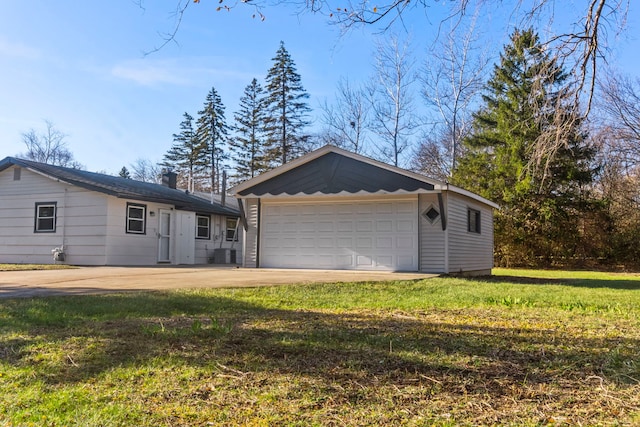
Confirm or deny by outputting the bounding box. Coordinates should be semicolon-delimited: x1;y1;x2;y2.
232;145;498;274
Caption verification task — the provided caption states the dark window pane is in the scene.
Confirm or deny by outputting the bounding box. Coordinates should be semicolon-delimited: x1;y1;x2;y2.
425;207;439;222
129;207;144;219
38;218;54;231
39;206;55;218
128;219;144;233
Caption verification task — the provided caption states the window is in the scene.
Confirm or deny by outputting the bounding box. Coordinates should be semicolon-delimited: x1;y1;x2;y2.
35;202;56;233
226;217;239;241
196;214;210;239
126;203;146;234
13;167;21;181
423;206;440;224
468;208;481;234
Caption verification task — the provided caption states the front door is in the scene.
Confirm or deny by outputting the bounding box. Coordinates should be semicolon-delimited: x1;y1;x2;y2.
176;211;195;264
158;209;171;263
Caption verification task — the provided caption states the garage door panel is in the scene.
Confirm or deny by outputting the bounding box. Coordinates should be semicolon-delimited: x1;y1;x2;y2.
337;221;353;232
318;221;334;232
337;237;353;248
357;255;373;266
261;200;418;271
336;255;355;268
376;203;394;214
396;236;415;249
397;255;416;270
397;220;415;232
377;255;393;266
396;201;415;213
376;237;393;248
356;220;373;232
376;220;393;232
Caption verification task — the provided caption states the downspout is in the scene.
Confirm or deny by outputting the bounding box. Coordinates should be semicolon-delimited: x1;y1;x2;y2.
443;185;449;274
62;187;68;249
53;188;68;263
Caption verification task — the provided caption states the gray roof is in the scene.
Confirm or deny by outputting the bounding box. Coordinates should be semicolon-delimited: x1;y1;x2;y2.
0;157;239;217
236;151;435;197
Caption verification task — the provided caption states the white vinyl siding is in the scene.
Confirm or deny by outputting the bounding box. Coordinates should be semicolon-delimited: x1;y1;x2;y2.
447;193;494;274
259;197;418;271
0;166;109;265
418;193;446;273
194;214;243;264
105;198;166;266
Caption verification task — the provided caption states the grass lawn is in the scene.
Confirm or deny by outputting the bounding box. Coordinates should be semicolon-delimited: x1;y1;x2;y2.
0;269;639;426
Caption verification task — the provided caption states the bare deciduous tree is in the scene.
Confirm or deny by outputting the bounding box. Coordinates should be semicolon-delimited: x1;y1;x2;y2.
597;72;640;167
320;77;370;154
153;0;628;105
368;35;418;167
411;129;454;181
130;158;162;183
20;120;80;168
419;13;487;176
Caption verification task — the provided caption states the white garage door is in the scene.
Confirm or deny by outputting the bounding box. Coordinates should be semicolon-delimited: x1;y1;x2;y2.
261;199;418;271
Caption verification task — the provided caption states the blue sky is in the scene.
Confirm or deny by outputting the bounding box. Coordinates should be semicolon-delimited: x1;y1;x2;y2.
1;1;639;173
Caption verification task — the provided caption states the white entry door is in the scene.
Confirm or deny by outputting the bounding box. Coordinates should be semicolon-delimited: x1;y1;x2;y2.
158;209;172;263
260;199;419;271
176;211;195;265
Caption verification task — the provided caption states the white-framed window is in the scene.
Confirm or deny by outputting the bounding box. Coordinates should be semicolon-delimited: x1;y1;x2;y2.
226;217;239;241
196;214;210;239
34;202;56;233
468;208;481;234
126;203;146;234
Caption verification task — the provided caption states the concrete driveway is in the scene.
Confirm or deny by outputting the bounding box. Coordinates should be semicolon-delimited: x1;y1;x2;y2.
0;265;434;298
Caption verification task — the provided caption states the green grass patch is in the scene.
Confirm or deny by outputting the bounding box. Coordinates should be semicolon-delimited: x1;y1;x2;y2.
0;263;76;271
1;269;639;426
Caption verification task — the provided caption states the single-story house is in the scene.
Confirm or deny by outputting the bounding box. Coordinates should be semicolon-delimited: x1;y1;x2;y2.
0;157;241;265
232;145;499;274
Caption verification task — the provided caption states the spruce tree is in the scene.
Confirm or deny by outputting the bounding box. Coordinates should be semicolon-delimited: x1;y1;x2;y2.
196;87;229;194
230;78;268;181
162;112;208;193
453;28;598;267
264;41;311;166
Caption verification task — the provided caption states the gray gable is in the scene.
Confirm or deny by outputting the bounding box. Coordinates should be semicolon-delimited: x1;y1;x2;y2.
237;152;435;196
0;157;239;217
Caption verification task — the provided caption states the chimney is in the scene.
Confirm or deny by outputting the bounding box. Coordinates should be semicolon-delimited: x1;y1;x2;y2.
221;170;227;207
162;169;177;189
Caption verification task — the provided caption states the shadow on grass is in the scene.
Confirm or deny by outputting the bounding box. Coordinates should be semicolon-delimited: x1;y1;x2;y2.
471;274;640;290
1;291;638;400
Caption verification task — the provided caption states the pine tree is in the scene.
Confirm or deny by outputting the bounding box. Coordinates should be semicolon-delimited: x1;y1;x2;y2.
162;112;208;193
264;41;311;166
196;87;229;194
230;78;268;181
453;28;598;267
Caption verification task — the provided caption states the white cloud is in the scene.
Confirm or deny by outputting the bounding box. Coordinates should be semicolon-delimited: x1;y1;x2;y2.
110;57;256;87
111;61;190;86
0;38;42;60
